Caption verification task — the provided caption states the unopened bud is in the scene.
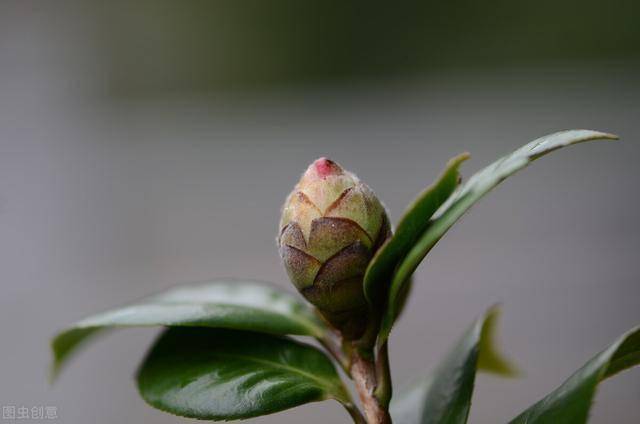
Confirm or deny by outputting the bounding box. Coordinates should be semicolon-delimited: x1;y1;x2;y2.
278;158;391;339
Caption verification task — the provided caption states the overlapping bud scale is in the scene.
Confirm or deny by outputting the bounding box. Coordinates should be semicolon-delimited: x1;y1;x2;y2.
278;158;391;338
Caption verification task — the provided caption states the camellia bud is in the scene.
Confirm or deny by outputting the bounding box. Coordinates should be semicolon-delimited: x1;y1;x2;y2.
278;158;391;339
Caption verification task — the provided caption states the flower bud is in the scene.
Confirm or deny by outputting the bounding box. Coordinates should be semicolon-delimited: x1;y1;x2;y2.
278;158;391;339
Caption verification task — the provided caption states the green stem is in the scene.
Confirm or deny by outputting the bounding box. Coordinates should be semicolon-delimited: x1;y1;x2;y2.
374;341;392;408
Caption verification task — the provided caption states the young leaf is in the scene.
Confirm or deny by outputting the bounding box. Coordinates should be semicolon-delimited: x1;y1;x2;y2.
509;326;640;424
51;280;328;380
390;307;517;424
380;130;617;342
137;327;351;421
363;153;469;307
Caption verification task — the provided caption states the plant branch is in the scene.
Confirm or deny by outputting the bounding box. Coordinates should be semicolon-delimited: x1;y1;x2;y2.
320;331;351;374
342;401;367;424
351;347;392;424
373;341;392;408
320;331;368;422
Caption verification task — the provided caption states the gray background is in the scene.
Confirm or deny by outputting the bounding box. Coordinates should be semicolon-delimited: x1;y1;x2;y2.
1;2;639;423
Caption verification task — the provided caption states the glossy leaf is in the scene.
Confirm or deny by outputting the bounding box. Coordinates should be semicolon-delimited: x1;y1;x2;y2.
51;280;328;380
510;326;640;424
380;130;617;342
390;307;517;424
137;327;350;421
363;153;469;307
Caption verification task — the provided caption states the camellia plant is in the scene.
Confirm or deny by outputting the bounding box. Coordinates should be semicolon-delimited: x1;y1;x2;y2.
51;130;640;424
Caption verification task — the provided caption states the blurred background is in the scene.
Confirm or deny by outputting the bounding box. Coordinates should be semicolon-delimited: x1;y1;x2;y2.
1;1;639;422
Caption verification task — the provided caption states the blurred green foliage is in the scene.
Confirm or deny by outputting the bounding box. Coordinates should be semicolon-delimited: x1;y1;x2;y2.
94;0;640;93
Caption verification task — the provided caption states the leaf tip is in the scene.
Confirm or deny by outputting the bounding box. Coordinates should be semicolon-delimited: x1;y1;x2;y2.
589;130;619;141
48;365;60;386
449;152;471;168
48;335;65;385
478;305;522;378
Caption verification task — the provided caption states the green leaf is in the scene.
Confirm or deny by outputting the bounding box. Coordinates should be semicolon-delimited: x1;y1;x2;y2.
509;326;640;424
363;153;469;307
390;306;517;424
51;280;328;380
380;130;617;342
137;327;350;421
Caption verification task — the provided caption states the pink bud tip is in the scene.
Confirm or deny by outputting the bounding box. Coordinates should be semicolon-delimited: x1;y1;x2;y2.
313;157;340;178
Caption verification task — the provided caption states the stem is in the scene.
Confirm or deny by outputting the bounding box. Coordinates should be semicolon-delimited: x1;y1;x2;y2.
350;347;392;424
374;341;392;408
343;401;367;424
320;332;367;423
320;332;351;374
319;313;393;423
